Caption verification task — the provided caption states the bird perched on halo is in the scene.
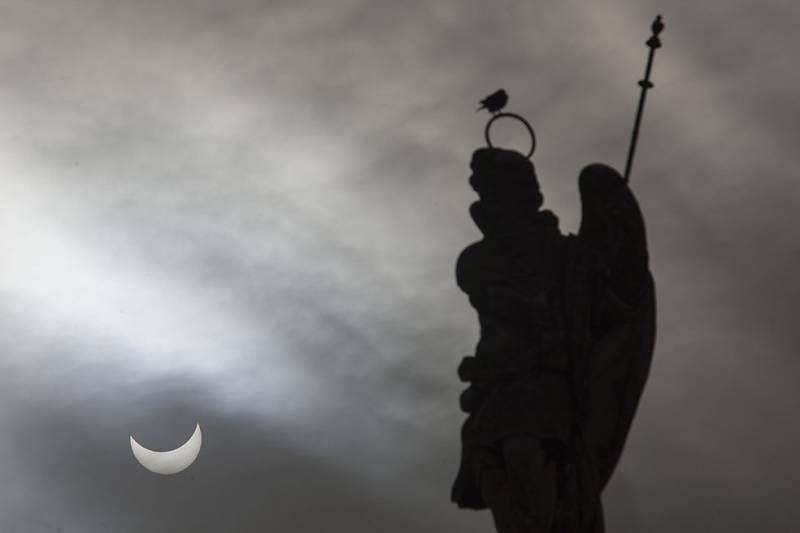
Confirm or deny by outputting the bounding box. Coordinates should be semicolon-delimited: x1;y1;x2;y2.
477;89;508;114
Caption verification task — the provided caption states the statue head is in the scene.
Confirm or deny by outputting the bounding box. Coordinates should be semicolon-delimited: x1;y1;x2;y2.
469;148;543;209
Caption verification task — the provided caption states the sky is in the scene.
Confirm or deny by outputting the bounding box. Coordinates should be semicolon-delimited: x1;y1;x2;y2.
1;0;798;531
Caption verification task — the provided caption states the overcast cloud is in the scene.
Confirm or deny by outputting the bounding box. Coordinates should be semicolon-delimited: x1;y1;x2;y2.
0;1;798;531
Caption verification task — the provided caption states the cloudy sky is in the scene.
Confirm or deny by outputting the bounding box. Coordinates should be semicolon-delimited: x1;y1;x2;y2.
1;0;798;531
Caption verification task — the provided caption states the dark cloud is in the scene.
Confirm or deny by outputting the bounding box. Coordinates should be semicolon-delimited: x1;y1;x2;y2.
4;381;482;533
1;0;798;531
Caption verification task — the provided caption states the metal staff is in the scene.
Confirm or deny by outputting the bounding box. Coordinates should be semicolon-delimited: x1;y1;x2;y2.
624;14;665;184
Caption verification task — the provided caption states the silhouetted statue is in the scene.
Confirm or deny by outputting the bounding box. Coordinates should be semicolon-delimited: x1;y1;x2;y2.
451;148;656;532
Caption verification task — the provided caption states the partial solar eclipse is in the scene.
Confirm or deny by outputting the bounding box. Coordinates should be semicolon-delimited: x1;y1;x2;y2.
130;423;202;475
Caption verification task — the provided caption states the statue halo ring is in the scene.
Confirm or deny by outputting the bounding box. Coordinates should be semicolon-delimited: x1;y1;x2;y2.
484;112;536;159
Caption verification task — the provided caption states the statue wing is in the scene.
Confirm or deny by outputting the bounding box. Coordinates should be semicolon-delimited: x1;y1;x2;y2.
576;164;657;491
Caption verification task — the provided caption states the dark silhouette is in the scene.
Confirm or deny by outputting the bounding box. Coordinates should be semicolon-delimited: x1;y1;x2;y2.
625;15;665;182
477;89;509;114
451;148;656;532
452;19;663;531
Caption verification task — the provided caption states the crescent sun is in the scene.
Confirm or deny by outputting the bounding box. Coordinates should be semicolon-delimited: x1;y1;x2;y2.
130;423;202;475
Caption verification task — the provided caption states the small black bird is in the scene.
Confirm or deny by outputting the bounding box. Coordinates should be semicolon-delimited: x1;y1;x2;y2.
477;89;508;114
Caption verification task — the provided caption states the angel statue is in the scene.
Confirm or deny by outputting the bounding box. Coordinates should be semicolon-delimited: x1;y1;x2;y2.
450;146;655;532
452;17;663;533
